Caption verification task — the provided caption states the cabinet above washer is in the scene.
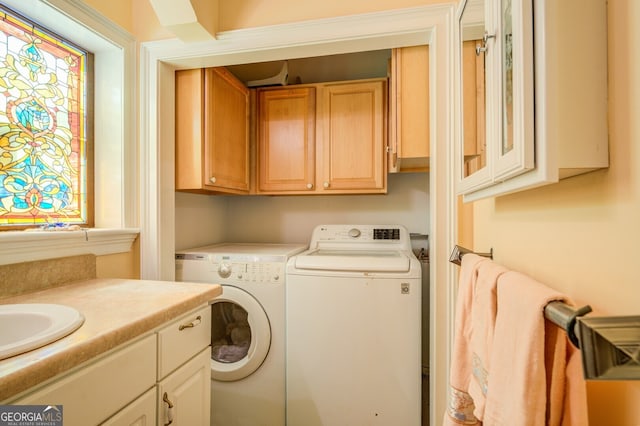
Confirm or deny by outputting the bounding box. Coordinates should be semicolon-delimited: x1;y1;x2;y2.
175;68;250;195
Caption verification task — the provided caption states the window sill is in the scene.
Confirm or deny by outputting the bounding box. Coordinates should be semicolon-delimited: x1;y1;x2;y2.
0;228;140;266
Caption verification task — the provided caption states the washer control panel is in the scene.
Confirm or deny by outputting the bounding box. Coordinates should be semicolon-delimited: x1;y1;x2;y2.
309;225;412;250
213;261;284;283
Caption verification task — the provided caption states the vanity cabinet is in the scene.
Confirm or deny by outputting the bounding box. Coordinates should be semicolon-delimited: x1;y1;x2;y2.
158;348;211;426
101;388;157;426
388;45;430;173
176;67;250;195
14;334;157;426
157;307;211;426
11;305;212;426
456;0;608;201
256;78;387;194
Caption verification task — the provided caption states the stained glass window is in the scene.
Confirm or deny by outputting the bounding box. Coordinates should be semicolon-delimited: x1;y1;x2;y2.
0;5;92;229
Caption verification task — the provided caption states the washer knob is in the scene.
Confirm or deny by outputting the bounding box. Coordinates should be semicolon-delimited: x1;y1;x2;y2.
348;228;361;238
218;262;232;278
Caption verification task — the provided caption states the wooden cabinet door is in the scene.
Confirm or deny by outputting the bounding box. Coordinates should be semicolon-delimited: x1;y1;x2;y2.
175;69;205;192
203;67;250;193
158;348;211;426
257;87;316;193
389;45;430;173
318;80;386;193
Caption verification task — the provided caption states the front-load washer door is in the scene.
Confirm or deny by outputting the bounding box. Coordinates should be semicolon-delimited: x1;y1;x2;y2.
210;285;271;382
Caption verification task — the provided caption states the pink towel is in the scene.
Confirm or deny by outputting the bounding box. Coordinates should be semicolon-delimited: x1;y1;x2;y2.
444;254;508;425
483;271;589;426
466;260;509;420
444;253;486;425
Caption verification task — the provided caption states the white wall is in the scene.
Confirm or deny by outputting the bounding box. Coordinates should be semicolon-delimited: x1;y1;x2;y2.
175;172;429;248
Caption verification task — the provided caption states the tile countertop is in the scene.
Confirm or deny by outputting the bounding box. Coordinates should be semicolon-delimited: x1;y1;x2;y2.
0;278;222;402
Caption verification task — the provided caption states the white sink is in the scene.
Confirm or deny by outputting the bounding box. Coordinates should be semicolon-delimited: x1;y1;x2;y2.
0;304;85;360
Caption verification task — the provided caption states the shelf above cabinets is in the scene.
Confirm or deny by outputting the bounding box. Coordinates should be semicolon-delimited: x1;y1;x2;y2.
455;0;609;202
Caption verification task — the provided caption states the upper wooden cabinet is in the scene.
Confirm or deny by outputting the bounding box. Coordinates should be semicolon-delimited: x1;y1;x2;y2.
256;78;387;195
388;45;430;173
175;67;250;195
257;87;316;193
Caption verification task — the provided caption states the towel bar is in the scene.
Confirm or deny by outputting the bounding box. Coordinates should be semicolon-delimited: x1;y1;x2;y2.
449;246;591;348
449;245;493;265
449;246;640;380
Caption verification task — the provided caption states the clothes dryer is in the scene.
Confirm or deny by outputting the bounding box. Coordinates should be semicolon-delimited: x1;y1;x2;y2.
175;243;306;426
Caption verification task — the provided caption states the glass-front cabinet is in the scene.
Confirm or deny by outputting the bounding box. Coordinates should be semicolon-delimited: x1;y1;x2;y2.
455;0;609;201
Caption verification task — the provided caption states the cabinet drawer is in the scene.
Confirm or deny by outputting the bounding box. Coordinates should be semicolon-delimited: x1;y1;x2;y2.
16;334;156;426
157;305;211;379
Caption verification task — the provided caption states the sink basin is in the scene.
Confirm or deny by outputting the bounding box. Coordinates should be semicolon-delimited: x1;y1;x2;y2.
0;304;85;360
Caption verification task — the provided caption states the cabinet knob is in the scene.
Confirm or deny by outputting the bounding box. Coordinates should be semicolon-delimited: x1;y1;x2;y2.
475;31;496;56
209;177;217;184
323;182;330;189
306;183;313;189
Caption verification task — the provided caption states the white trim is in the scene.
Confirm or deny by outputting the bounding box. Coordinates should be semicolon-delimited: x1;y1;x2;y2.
0;228;139;266
0;0;139;263
140;5;456;423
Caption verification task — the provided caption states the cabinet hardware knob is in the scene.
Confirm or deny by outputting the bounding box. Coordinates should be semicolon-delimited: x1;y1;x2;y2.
306;183;313;189
179;315;202;331
209;176;217;184
323;182;330;189
163;392;174;426
475;31;496;56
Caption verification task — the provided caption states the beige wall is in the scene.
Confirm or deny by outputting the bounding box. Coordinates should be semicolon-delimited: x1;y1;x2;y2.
474;0;640;424
96;238;140;279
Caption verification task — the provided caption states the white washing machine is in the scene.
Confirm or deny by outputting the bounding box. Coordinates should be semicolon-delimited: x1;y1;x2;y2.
286;225;422;426
175;243;306;426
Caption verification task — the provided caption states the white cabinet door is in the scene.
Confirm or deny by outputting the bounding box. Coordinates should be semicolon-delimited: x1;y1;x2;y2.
456;0;492;193
158;348;211;426
101;387;156;426
457;0;534;192
15;335;157;426
491;0;534;181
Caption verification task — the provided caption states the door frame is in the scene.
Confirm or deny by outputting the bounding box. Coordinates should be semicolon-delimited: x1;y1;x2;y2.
139;5;458;423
